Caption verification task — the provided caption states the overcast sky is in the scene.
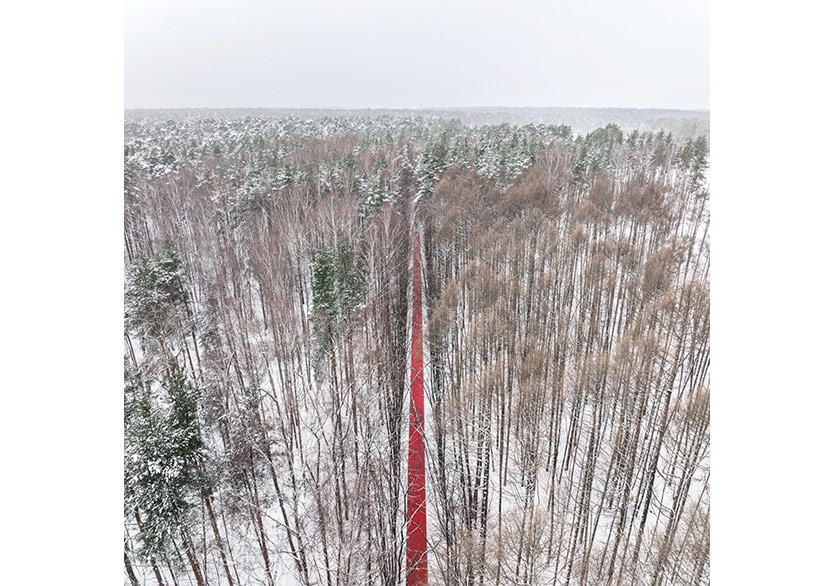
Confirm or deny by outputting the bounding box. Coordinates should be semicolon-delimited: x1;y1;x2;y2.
125;0;708;110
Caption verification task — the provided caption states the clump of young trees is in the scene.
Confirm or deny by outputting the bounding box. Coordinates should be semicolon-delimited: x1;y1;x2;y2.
125;113;708;586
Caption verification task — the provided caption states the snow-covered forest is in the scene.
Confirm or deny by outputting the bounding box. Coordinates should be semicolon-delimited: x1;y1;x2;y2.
124;110;709;586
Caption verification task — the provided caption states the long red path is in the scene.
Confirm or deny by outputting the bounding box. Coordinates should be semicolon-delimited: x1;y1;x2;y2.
406;231;428;586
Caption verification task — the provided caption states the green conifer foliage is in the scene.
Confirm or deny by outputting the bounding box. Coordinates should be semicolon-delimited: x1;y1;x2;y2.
311;236;365;368
125;361;203;560
125;243;188;343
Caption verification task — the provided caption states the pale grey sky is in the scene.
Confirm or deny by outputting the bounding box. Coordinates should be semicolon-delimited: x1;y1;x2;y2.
125;0;708;110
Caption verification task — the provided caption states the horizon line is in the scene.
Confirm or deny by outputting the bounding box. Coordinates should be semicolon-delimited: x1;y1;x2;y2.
125;105;710;113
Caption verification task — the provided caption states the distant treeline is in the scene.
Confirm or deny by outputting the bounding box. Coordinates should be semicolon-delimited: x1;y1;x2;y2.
125;106;709;138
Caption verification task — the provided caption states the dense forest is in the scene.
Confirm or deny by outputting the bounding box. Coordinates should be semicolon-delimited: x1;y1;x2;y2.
124;111;709;586
125;107;709;138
